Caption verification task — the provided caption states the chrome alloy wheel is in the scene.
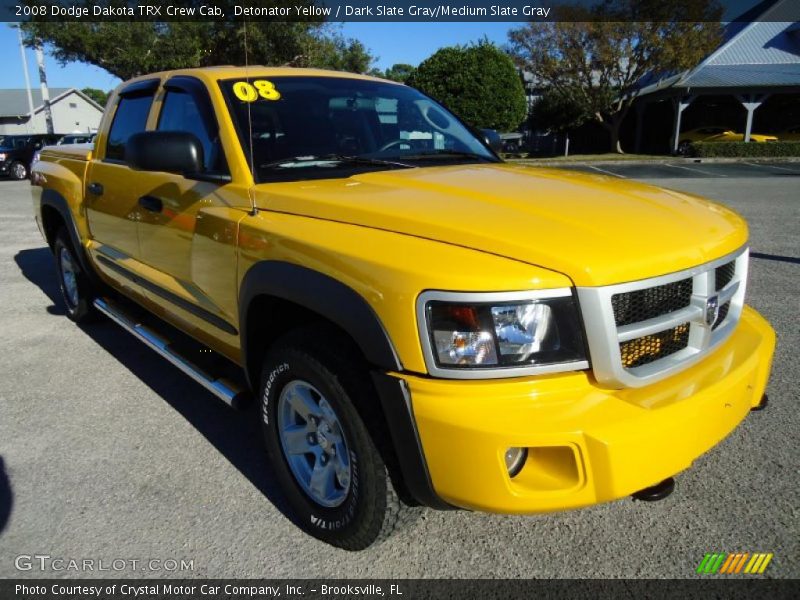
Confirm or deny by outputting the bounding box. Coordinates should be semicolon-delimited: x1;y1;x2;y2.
58;246;79;309
11;162;27;180
277;380;352;507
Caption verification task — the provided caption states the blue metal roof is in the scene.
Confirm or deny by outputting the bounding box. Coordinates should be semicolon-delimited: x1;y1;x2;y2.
637;0;800;94
705;21;800;66
679;63;800;87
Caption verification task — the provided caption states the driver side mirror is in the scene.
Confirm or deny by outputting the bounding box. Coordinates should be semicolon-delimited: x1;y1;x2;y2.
480;129;503;153
126;131;204;175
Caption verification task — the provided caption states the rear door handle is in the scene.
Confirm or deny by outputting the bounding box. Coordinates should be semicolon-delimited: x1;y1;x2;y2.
88;182;103;196
138;195;163;213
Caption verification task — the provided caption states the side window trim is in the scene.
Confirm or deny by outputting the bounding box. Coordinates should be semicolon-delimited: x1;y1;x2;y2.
102;81;158;163
119;78;160;98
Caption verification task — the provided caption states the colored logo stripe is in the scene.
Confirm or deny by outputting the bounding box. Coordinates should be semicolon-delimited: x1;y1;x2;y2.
720;553;748;573
745;553;774;574
697;552;773;574
720;553;736;573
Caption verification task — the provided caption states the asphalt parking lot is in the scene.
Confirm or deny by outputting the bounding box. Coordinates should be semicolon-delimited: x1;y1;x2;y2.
0;162;797;579
553;158;800;180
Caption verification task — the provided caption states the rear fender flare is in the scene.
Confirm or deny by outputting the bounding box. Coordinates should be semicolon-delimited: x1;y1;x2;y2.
40;189;98;283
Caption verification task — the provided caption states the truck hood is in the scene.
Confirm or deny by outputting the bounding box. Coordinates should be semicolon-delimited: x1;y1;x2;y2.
253;163;747;287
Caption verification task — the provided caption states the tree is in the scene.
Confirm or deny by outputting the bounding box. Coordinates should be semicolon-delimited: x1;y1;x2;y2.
303;36;375;74
382;63;416;83
407;41;527;132
530;89;590;156
19;3;375;80
81;87;110;108
529;89;589;134
508;0;723;152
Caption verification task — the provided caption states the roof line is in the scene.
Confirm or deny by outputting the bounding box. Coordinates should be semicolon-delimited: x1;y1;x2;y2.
29;87;104;115
678;0;793;83
691;23;758;75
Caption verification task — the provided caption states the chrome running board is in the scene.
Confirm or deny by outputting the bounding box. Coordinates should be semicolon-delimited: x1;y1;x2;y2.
93;298;248;408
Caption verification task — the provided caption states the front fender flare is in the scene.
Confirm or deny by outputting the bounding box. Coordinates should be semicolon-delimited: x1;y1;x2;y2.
239;261;402;388
238;261;451;510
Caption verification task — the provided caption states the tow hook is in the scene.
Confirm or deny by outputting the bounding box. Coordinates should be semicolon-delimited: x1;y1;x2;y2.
632;477;675;502
751;393;769;412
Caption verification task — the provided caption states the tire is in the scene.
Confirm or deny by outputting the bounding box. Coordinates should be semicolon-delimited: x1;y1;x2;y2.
10;161;27;180
259;327;407;550
53;228;96;323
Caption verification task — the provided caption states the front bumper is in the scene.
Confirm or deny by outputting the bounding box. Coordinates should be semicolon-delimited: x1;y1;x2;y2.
396;305;775;513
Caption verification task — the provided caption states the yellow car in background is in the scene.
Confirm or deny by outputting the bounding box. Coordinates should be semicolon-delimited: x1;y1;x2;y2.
678;126;778;154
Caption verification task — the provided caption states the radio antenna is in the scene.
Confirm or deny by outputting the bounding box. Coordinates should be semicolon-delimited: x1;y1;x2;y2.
244;19;257;215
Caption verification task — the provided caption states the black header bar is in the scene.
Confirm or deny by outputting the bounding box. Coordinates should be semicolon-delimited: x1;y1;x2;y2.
3;0;800;23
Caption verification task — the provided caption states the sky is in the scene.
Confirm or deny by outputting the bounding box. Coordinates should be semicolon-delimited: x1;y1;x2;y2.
0;21;514;92
339;22;514;70
1;24;121;91
0;0;762;93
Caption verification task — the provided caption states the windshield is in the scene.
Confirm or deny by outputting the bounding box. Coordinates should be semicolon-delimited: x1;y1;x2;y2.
220;76;498;183
0;136;24;149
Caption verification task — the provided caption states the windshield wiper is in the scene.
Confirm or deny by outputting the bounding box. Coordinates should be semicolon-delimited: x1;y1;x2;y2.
259;153;414;170
400;150;497;163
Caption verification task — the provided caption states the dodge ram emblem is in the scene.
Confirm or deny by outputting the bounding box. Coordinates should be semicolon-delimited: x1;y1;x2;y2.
706;296;720;327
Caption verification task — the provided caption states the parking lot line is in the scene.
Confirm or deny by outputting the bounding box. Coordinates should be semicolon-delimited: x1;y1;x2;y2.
743;162;800;174
665;163;727;177
586;165;626;178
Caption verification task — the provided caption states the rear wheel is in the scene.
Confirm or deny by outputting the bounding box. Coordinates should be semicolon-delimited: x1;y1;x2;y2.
10;161;27;180
53;228;95;323
259;327;407;550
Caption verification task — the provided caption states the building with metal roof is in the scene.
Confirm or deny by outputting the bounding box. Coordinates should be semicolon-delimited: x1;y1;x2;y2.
632;0;800;153
0;88;104;135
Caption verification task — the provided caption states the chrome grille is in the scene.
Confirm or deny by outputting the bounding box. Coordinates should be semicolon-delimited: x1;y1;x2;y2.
577;247;748;388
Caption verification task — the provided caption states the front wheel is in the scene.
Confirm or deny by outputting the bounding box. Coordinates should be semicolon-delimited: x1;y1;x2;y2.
259;328;407;550
53;229;95;322
10;161;27;180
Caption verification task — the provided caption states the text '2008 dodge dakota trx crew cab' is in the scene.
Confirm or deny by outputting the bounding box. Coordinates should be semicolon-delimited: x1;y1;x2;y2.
30;67;775;550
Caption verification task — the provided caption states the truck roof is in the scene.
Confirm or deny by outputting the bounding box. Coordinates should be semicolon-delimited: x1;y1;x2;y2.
118;66;402;88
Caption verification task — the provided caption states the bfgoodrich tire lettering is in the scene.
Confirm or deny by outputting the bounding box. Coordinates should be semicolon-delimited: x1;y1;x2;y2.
259;326;407;550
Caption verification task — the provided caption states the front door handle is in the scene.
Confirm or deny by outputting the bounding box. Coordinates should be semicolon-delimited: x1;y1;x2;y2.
138;195;163;213
88;182;103;196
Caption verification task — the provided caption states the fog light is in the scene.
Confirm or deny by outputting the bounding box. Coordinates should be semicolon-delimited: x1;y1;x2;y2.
505;447;528;477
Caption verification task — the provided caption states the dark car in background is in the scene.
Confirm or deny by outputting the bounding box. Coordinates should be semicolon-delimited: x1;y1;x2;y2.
0;134;62;180
57;133;96;145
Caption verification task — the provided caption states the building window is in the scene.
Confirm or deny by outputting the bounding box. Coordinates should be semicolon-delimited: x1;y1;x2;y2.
69;102;77;108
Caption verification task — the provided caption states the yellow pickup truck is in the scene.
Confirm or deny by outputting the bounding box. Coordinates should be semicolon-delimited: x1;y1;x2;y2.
31;67;775;550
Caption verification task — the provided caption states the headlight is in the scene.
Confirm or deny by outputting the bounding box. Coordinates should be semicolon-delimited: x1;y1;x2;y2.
418;289;588;377
0;153;7;161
